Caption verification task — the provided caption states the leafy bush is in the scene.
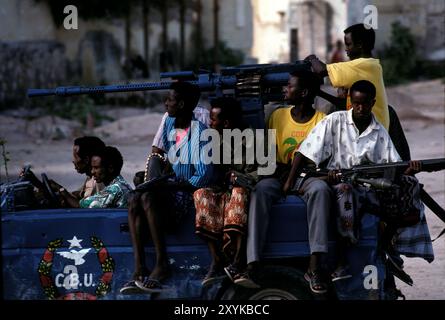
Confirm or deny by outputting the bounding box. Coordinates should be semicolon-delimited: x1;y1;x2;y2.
46;96;113;127
412;60;445;80
188;41;245;71
379;22;417;85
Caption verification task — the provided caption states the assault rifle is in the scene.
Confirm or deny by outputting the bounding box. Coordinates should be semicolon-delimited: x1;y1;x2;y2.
27;61;311;128
296;158;445;190
294;158;445;227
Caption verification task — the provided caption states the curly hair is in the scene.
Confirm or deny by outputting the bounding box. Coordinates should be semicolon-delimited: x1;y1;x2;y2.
170;81;201;113
92;146;124;177
210;96;245;129
344;23;376;52
350;80;376;100
74;136;106;160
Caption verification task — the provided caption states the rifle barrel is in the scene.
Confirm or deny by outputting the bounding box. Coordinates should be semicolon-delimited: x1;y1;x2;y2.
420;158;445;172
352;158;445;172
301;158;445;183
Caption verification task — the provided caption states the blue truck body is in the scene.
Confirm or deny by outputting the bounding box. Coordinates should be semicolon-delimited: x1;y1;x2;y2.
5;61;397;300
2;194;388;300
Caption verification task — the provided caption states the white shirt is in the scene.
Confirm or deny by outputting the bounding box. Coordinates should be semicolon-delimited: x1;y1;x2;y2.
152;105;210;150
299;109;401;169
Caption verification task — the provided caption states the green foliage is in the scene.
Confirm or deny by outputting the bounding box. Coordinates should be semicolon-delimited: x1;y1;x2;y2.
189;41;245;71
412;60;445;81
45;96;113;127
379;22;417;85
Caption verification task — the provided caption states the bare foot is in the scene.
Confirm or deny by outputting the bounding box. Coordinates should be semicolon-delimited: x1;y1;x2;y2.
133;267;151;281
135;264;172;292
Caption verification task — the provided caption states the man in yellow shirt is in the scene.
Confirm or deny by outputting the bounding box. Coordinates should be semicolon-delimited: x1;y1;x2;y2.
269;102;325;165
239;69;327;289
306;23;390;130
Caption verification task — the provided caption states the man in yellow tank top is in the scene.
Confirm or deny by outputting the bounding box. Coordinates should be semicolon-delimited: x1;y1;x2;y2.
241;69;327;289
306;23;390;130
269;104;325;164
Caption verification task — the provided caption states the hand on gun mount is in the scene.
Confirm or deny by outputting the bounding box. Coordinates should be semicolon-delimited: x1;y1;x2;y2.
304;54;328;77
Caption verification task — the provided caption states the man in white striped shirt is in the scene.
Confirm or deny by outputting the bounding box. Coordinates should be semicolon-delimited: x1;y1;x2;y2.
121;82;214;294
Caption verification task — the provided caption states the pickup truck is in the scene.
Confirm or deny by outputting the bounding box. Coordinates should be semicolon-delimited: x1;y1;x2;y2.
1;175;392;300
2;62;410;300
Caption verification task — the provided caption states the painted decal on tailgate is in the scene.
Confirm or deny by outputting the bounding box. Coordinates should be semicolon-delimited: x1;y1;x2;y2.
37;236;115;300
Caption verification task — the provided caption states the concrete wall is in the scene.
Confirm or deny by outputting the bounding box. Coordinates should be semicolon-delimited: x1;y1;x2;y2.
346;0;445;59
0;0;56;41
372;0;445;59
54;6;196;79
251;0;289;63
201;0;254;63
289;0;346;61
0;41;67;107
2;0;441;107
347;0;373;27
0;0;199;100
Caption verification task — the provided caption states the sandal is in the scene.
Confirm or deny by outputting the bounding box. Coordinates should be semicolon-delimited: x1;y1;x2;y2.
135;277;172;293
234;271;260;289
331;266;352;282
224;264;239;283
202;265;226;286
119;280;144;295
304;270;327;294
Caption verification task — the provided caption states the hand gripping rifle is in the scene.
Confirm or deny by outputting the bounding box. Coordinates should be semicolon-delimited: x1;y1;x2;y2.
331;158;445;188
27;61;311;129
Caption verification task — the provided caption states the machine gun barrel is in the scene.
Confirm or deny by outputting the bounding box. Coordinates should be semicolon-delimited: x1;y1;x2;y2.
27;81;175;97
295;158;445;191
27;61;310;98
27;77;239;98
